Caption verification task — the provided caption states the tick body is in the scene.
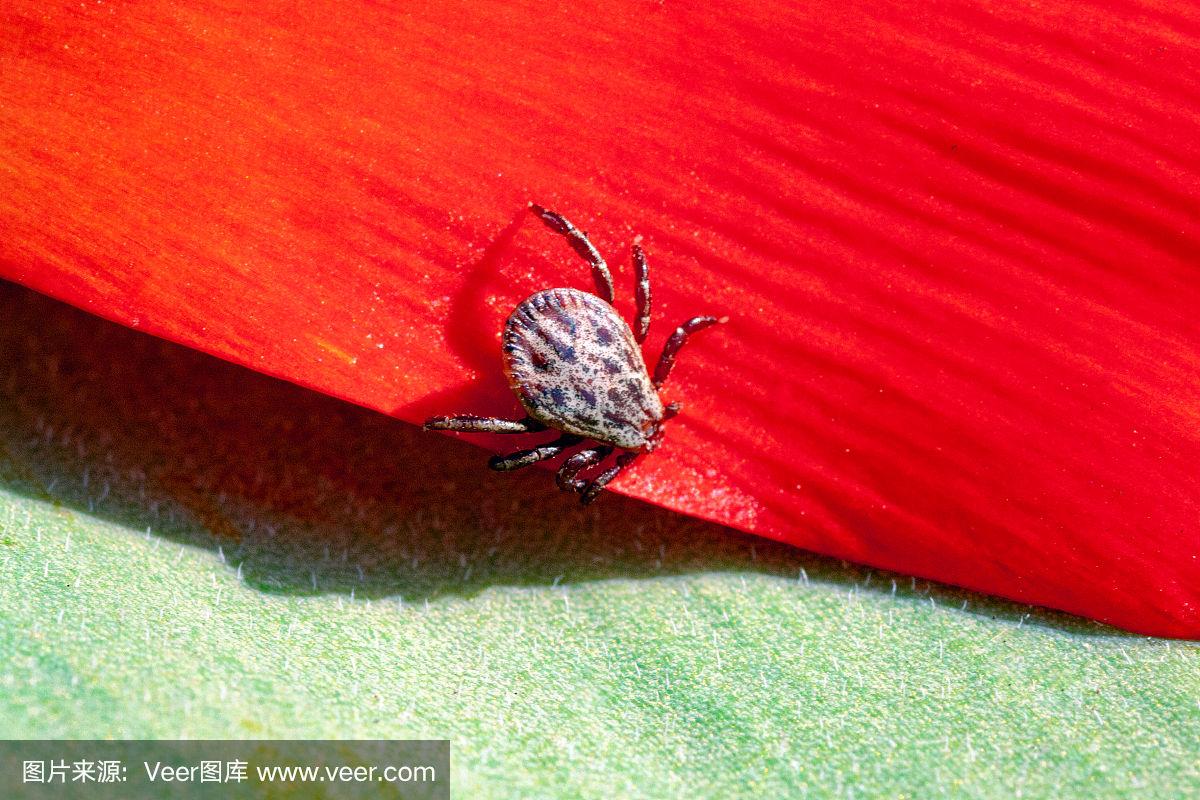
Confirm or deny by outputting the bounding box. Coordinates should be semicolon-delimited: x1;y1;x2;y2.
504;287;662;450
425;203;726;504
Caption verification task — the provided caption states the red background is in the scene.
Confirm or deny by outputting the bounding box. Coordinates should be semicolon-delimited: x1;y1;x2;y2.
2;1;1198;636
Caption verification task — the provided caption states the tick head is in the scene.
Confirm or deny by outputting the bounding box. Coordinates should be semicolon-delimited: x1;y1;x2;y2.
641;402;680;453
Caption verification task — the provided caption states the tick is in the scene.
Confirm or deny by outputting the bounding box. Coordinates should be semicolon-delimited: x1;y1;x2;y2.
425;203;726;504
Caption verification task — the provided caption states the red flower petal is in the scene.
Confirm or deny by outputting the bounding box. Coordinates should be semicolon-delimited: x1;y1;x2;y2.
2;2;1198;636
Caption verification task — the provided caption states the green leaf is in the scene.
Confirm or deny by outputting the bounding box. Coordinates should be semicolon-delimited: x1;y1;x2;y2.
1;282;1198;798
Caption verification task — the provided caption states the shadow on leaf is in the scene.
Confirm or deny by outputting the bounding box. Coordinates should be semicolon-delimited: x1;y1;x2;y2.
0;280;1127;637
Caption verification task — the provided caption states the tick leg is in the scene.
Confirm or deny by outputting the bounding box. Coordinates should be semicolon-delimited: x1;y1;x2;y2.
580;452;639;506
653;316;728;389
632;241;651;344
424;415;546;434
529;203;615;304
555;445;614;493
489;434;584;472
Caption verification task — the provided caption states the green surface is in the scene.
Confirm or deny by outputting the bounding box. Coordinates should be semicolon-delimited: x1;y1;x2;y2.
1;281;1198;799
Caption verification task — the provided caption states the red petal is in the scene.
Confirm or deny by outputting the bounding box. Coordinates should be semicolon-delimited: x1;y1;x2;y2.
2;2;1198;636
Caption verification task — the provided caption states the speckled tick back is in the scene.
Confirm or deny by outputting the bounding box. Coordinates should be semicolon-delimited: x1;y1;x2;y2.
504;287;662;451
425;203;726;504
